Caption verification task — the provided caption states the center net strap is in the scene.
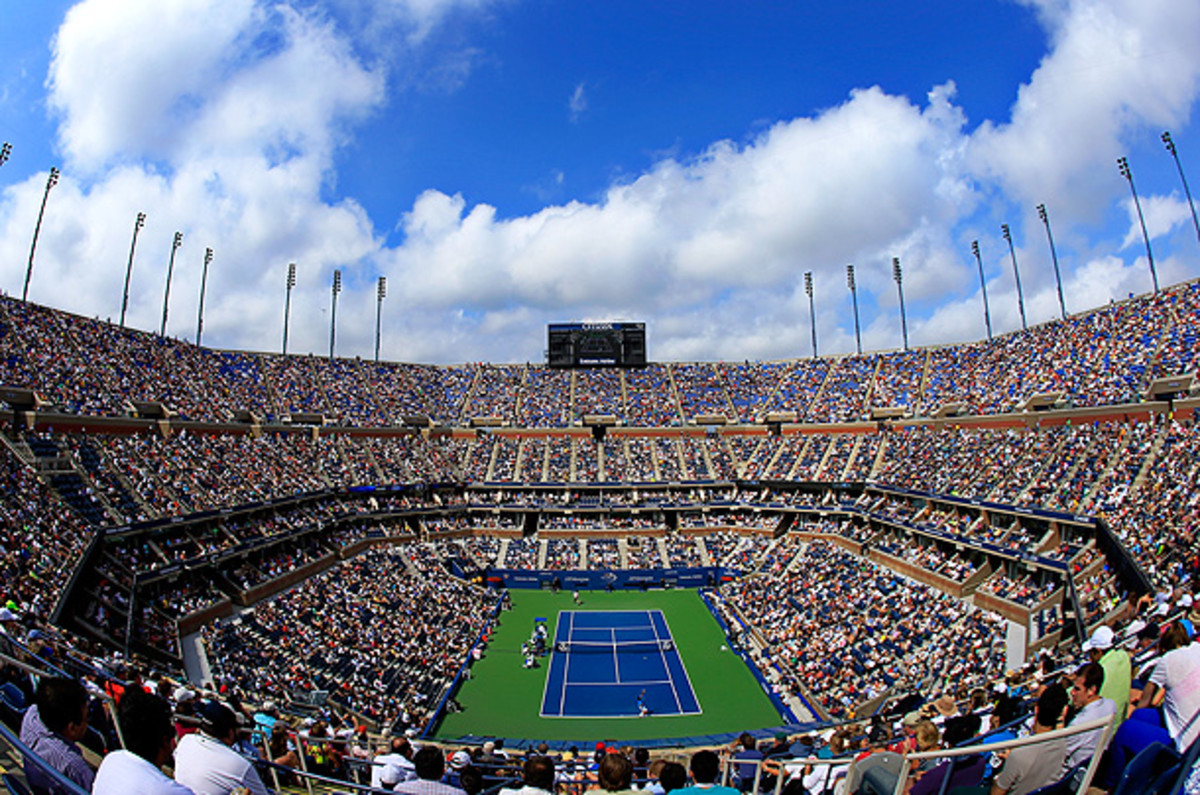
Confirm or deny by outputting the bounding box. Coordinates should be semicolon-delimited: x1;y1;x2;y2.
555;639;673;654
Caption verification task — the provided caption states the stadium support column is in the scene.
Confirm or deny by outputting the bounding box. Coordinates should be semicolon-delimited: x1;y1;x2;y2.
329;269;342;359
1037;204;1067;320
971;241;993;340
846;264;862;355
161;232;183;336
23;167;59;302
196;247;213;346
1118;156;1158;293
1001;224;1027;331
120;212;146;328
283;262;296;355
1162;131;1200;248
375;275;387;363
892;257;908;351
804;271;817;358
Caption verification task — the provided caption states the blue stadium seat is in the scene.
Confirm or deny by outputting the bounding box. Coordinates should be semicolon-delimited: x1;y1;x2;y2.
1110;742;1179;795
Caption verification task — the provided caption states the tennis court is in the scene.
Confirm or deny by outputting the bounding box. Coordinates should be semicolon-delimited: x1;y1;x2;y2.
540;609;701;718
434;590;784;742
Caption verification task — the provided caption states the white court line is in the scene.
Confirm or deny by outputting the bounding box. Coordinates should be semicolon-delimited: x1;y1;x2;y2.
611;627;620;684
557;610;573;716
649;610;685;713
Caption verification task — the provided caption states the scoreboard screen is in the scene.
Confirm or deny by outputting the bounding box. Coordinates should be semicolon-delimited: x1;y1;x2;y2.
547;322;646;368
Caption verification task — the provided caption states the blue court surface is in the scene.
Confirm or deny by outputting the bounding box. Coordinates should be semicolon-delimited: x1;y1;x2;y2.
540;610;702;718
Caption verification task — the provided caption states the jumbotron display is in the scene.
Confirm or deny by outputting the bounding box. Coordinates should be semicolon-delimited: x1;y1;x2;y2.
547;321;646;367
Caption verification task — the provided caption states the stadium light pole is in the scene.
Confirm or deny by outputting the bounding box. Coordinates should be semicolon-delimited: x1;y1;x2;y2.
1001;224;1028;331
892;257;909;351
971;240;993;340
119;212;146;328
375;275;387;363
1036;204;1067;320
0;142;11;167
23;166;60;302
196;247;213;346
1118;156;1159;294
160;232;183;336
846;264;862;355
282;262;296;355
804;271;817;358
329;269;342;360
1162;131;1200;247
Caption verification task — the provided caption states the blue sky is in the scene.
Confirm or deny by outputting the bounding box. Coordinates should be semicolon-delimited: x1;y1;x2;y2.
1;0;1199;364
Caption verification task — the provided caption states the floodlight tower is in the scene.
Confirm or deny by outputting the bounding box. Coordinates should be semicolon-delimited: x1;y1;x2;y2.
804;271;817;358
375;276;387;363
892;257;909;351
1036;204;1067;320
329;269;342;360
161;232;183;336
196;247;213;346
1118;156;1158;293
23;167;60;301
0;142;11;167
846;264;862;355
1162;131;1200;247
971;241;993;340
283;262;296;355
1001;224;1027;330
120;212;147;327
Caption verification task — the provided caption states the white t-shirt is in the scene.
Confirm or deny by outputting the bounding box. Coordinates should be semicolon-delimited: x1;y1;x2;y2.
92;749;197;795
174;732;270;795
1150;641;1200;751
372;751;417;788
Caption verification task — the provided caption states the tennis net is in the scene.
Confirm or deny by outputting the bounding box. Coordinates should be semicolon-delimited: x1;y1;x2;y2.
554;639;674;655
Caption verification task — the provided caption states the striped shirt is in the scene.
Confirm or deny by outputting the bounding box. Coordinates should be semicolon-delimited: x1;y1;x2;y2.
19;705;96;794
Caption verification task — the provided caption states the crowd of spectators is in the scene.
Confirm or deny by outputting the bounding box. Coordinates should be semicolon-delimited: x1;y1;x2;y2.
722;540;1007;720
207;546;493;728
5;283;1200;431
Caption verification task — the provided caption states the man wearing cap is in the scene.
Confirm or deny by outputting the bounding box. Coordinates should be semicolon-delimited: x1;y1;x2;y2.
252;700;278;744
174;700;270;795
445;749;474;789
1082;624;1130;728
373;737;417;790
888;712;922;755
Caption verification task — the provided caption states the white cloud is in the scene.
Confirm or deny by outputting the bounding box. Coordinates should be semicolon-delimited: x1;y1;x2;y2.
4;0;1200;365
969;0;1200;223
568;82;587;123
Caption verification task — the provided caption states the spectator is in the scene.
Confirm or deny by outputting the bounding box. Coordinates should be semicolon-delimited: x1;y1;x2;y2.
19;676;95;794
499;755;557;795
908;714;986;795
1060;663;1116;776
659;762;689;794
991;684;1069;795
92;690;196;794
174;699;270;795
674;750;738;795
373;737;417;789
1099;621;1200;787
1082;624;1131;728
393;745;467;795
730;733;764;792
597;752;638;795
